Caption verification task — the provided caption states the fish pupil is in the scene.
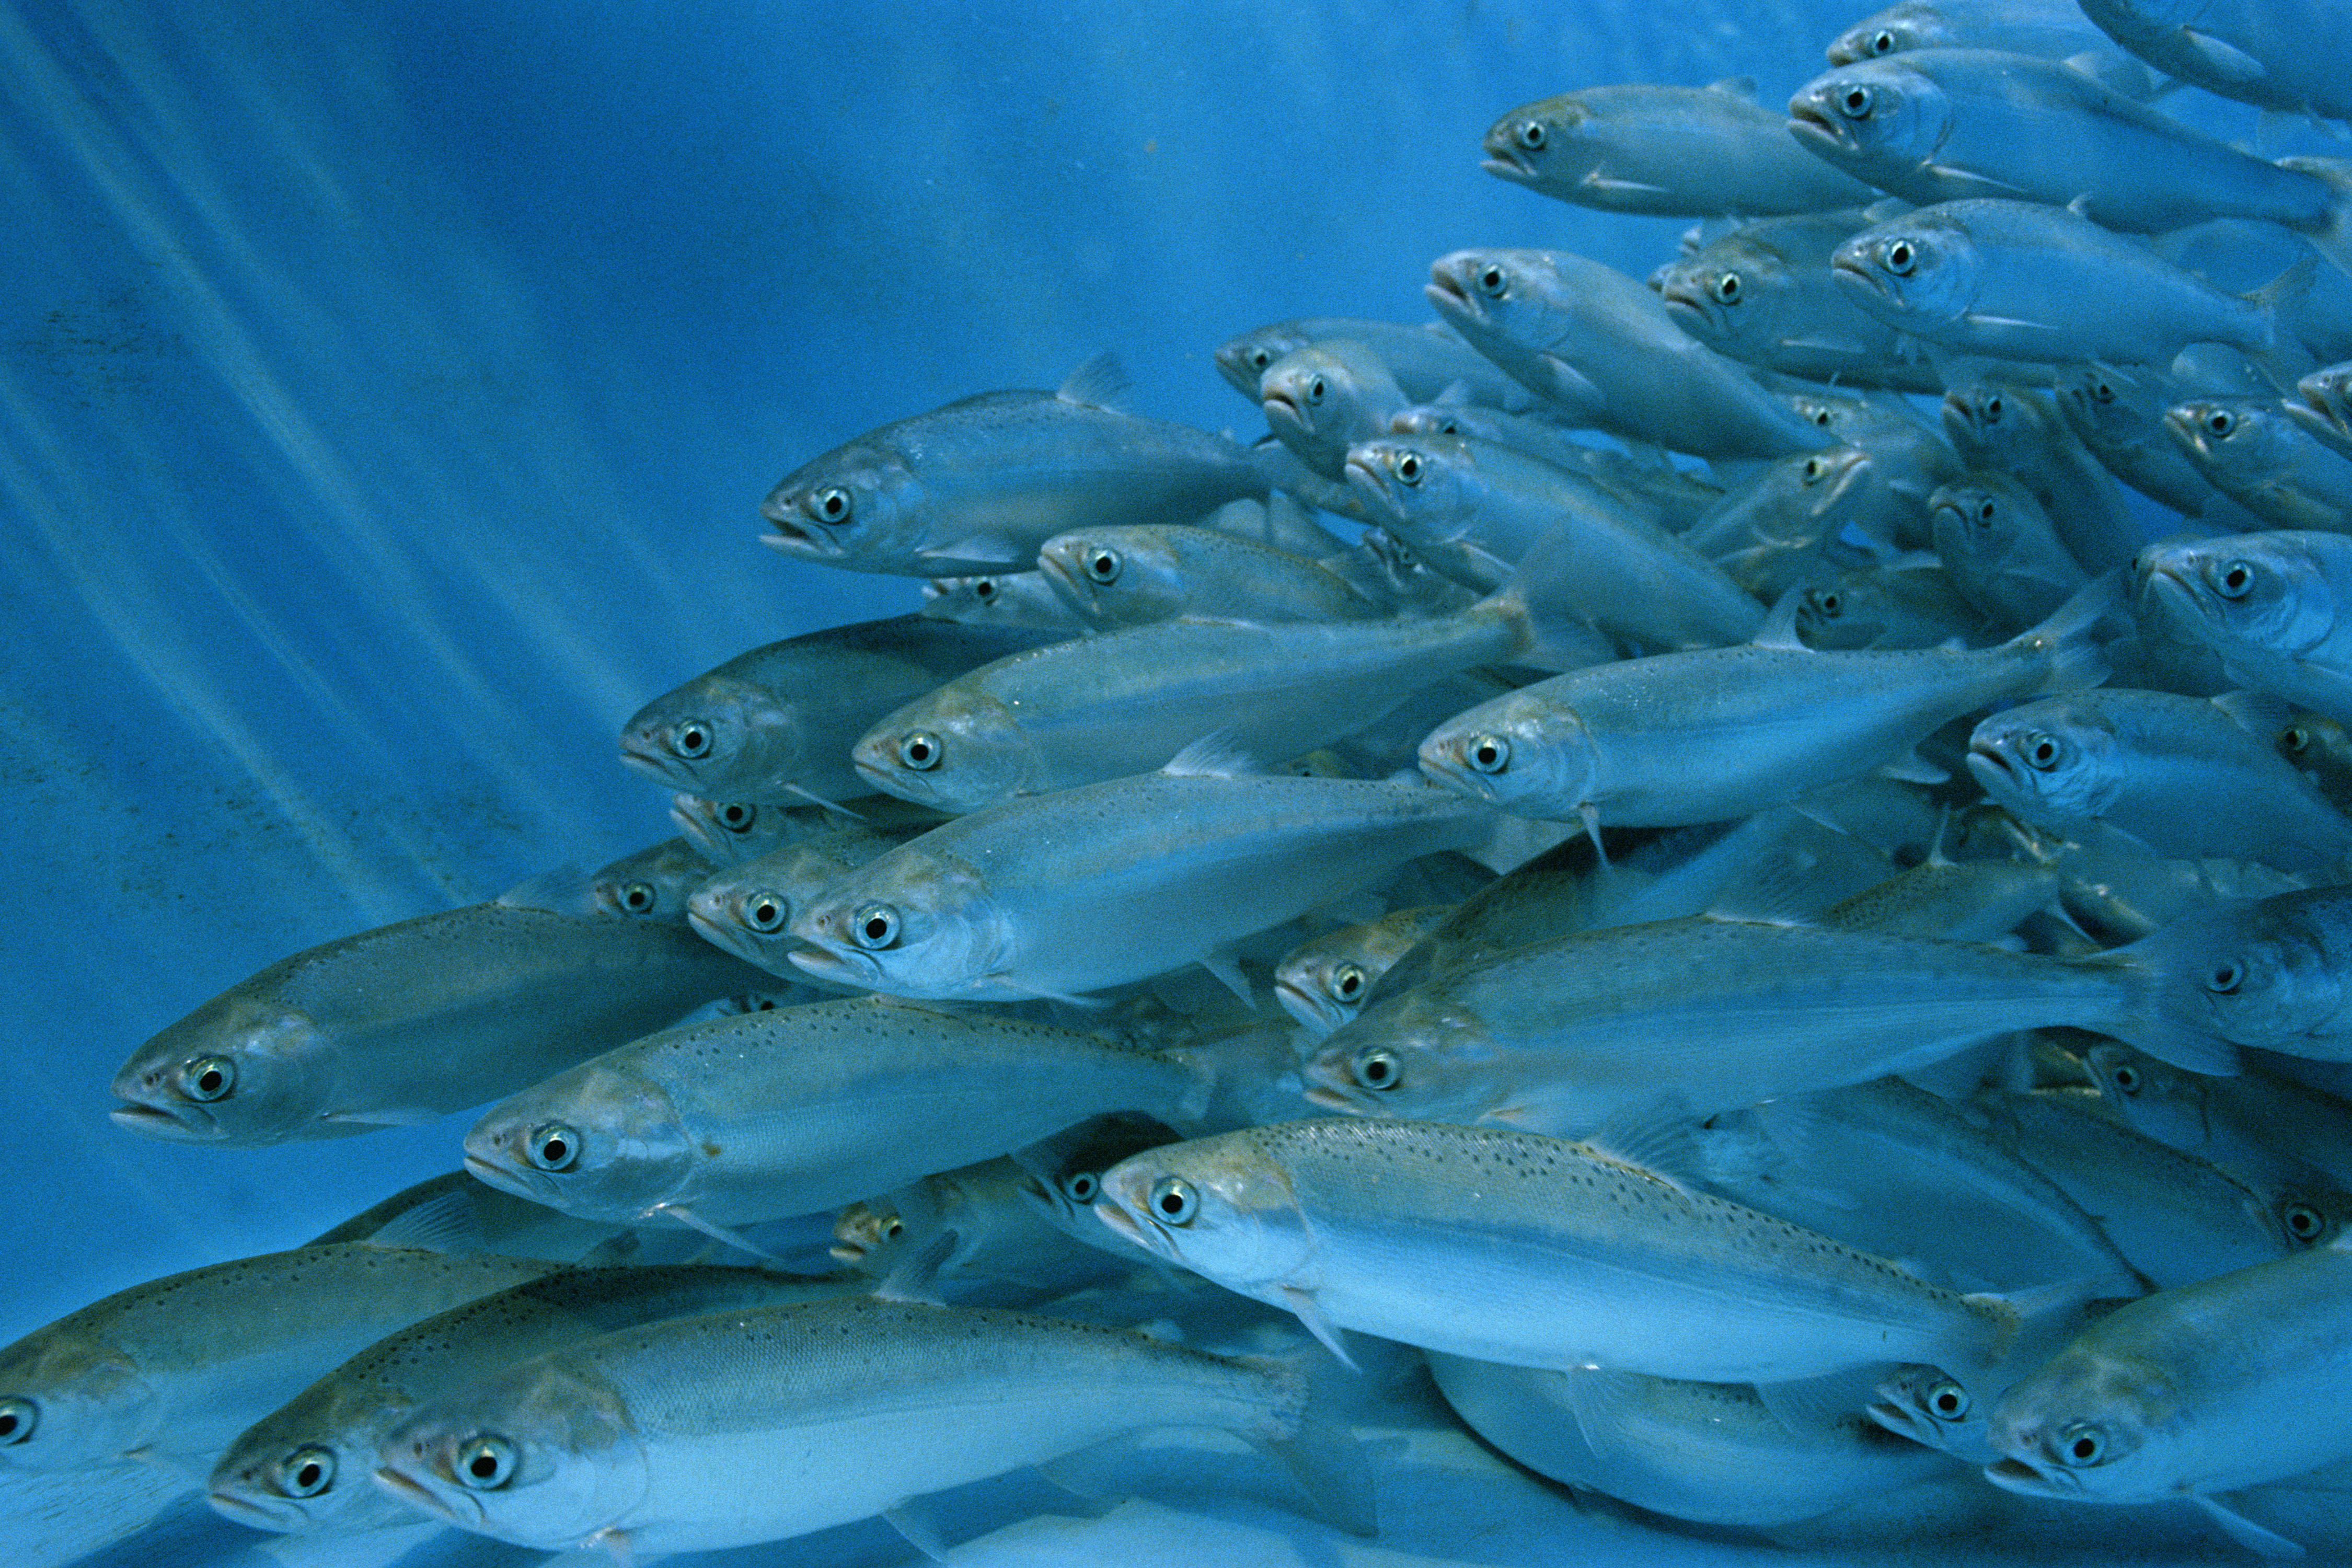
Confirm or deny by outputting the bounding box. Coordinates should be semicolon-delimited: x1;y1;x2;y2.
2286;727;2311;754
2208;412;2233;436
1872;29;1895;51
1886;241;1913;274
199;1068;223;1094
1976;500;1996;525
974;578;997;600
1398;454;1422;482
751;899;781;929
1518;121;1544;149
1478;266;1506;295
540;1135;568;1163
297;1462;321;1488
1842;86;1870;116
2210;963;2244;994
720;804;754;829
0;1413;17;1439
2070;1435;2097;1461
470;1454;498;1479
1070;1174;1097;1200
2113;1066;2141;1094
2289;1205;2323;1240
623;884;652;911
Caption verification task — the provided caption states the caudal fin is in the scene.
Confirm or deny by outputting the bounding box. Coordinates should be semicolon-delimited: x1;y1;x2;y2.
1238;1350;1379;1538
2008;570;2122;695
1485;525;1617;672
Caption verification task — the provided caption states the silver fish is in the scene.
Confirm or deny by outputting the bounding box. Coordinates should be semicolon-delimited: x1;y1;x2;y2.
918;569;1092;632
1035;523;1389;629
2057;362;2273;528
1829;0;2147;66
1942;379;2142;575
1425;248;1837;459
2077;0;2352;120
1481;80;1877;217
684;827;908;978
2134;531;2352;722
1212;316;1528;410
1273;905;1455;1036
110;869;769;1144
1930;474;2089;632
371;1297;1372;1553
618;613;1057;810
1259;339;1410;480
1096;1119;2047;1383
1797;559;1990;650
1385;401;1726;528
206;1263;849;1533
305;1169;633;1263
2121;885;2352;1063
2086;1042;2352;1194
2290;360;2352;459
2165;395;2352;531
760;354;1267;575
667;791;944;867
463;995;1214;1244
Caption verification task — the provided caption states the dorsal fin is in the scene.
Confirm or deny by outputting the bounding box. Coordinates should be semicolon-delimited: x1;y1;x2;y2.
1755;587;1808;650
1707;75;1757;101
1164;731;1262;778
494;862;598;916
1057;351;1132;410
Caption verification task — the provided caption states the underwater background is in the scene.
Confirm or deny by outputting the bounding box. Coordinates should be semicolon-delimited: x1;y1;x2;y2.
6;0;2343;1562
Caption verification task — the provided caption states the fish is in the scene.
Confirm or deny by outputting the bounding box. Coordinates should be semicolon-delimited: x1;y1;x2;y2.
2164;395;2352;531
2085;1041;2352;1193
460;995;1217;1241
1416;579;2111;837
2055;362;2274;528
1985;1239;2352;1551
2118;885;2352;1063
304;1169;635;1263
1830;199;2298;370
1095;1118;2060;1383
1828;0;2148;67
1966;688;2352;872
580;836;718;924
0;1245;560;1484
1301;907;2236;1138
1789;50;2349;235
1930;473;2090;631
370;1297;1373;1553
1797;558;1991;650
759;354;1268;575
1258;339;1411;479
1035;523;1392;629
2076;0;2352;121
2134;531;2352;722
919;569;1093;631
109;864;771;1144
847;559;1596;815
667;790;944;867
1480;80;1877;217
1941;379;2143;575
1384;401;1727;528
1681;447;1921;604
2290;359;2352;458
1273;905;1456;1036
205;1263;850;1533
1425;248;1838;459
1212;316;1529;409
1427;1355;1955;1528
684;826;911;978
786;757;1502;1002
618;613;1058;811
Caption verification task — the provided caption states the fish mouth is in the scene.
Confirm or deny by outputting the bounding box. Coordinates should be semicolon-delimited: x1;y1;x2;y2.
759;511;843;557
1034;549;1092;606
1480;154;1537;184
1656;278;1722;335
2160;408;2216;460
373;1465;477;1526
1963;744;2022;797
1785;101;1848;153
1274;979;1343;1036
1425;266;1476;320
1805;449;1867;518
1829;251;1888;303
1981;1457;2074;1498
207;1489;306;1531
1864;1400;1936;1447
462;1151;545;1202
1302;1085;1367;1113
1416;747;1495;801
684;906;770;970
1092;1197;1151;1251
109;1100;215;1141
1342;453;1399;518
617;742;691;788
788;942;884;989
1261;390;1308;435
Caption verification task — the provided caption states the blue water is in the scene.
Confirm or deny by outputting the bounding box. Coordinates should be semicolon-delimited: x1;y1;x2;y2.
3;0;2334;1562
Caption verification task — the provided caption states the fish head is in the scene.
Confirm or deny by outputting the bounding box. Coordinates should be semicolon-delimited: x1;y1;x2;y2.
1298;989;1508;1125
1826;4;1945;64
1866;1363;1990;1459
1984;1350;2171;1503
1940;379;2048;458
1929;479;2033;567
1788;61;1948;171
2133;536;2337;659
210;1385;399;1534
1480;93;1598;191
1655;239;1792;355
1215;324;1315;400
1273;935;1379;1039
2279;711;2352;774
587;838;710;924
683;859;824;974
787;846;1008;999
2061;363;2159;443
1417;689;1595;817
760;440;917;565
1426;250;1571;355
2080;1041;2208;1146
1037;525;1189;626
619;674;800;798
463;1064;695;1225
1094;1132;1316;1290
668;793;785;866
1343;435;1477;544
1831;215;1975;331
110;991;333;1144
852;687;1034;814
2130;896;2332;1052
1260;344;1363;450
2275;1183;2352;1251
1964;701;2119;826
374;1364;645;1549
2164;398;2286;482
0;1331;158;1474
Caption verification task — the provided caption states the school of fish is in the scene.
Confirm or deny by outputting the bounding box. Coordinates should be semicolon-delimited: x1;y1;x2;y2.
27;1;2352;1561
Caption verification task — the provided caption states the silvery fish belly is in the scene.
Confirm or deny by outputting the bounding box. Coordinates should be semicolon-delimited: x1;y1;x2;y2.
1301;914;2208;1136
460;995;1209;1236
785;768;1496;1001
370;1297;1365;1555
108;889;771;1145
0;1245;560;1484
206;1263;849;1534
1094;1119;2024;1383
1426;1354;1955;1528
760;357;1268;576
2135;531;2352;722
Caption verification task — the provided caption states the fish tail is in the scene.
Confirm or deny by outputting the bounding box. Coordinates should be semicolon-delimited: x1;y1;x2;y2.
1958;1277;2109;1379
1490;525;1612;672
2006;569;2122;695
1237;1351;1379;1537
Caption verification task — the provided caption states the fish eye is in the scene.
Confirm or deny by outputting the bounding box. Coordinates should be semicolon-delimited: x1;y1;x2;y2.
1838;84;1875;119
2109;1062;2143;1097
1813;590;1844;618
1975;498;1998;526
812;487;852;524
717;802;757;832
1353;1047;1403;1090
2284;725;2313;755
0;1397;34;1445
671;719;713;759
854;904;901;950
1304;375;1327;406
2285;1202;2327;1243
896;730;943;771
2215;560;2255;599
2054;1422;2107;1468
1059;1170;1100;1204
1925;1380;1970;1420
455;1434;518;1491
526;1123;581;1172
1248;347;1274;371
2091;379;2117;403
180;1055;236;1102
617;881;656;915
1884;239;1917;276
973;577;1003;604
1327;962;1367;1002
1980;395;2003;422
1802;456;1826;481
1516;120;1546;151
2206;409;2236;437
1392;450;1424;485
1812;407;1835;428
1712;271;1742;305
1476;263;1509;298
1150;1175;1198;1225
742;892;789;933
1085;548;1123;585
2023;733;2061;771
1467;734;1511;774
279;1446;336;1498
1871;27;1897;53
2208;961;2244;995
